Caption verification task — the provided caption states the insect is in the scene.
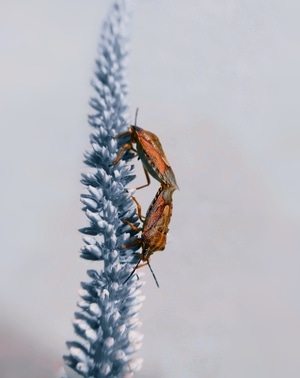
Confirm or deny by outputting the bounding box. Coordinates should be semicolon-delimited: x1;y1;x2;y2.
113;110;178;190
122;184;176;287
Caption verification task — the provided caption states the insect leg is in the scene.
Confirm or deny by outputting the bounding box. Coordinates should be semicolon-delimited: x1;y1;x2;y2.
131;195;145;221
120;237;141;249
121;219;141;232
115;130;131;139
112;143;134;165
136;166;151;190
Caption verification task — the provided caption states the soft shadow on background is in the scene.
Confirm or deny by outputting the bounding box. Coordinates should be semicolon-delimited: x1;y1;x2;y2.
1;1;300;377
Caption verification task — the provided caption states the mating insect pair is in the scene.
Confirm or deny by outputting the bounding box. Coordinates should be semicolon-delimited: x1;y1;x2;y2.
113;110;178;287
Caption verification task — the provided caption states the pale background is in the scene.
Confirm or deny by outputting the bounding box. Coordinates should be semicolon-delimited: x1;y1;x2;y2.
1;1;300;377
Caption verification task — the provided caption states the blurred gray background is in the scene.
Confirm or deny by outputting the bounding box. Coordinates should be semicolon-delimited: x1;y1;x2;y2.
1;0;300;377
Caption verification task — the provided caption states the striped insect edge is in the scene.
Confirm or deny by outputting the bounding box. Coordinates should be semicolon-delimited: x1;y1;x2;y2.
112;112;179;190
122;185;176;287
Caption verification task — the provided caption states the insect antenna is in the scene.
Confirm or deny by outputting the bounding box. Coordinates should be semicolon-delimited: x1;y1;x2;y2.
134;107;139;126
123;258;141;285
123;258;160;288
147;261;160;288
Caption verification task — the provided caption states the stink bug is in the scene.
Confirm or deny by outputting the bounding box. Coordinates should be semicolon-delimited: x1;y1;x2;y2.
113;110;178;190
122;184;175;287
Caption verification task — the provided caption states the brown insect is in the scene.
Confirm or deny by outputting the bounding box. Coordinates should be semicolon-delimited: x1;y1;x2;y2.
113;110;178;190
122;185;175;287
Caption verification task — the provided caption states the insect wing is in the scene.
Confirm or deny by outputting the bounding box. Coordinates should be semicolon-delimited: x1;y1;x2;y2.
143;186;174;233
133;126;178;188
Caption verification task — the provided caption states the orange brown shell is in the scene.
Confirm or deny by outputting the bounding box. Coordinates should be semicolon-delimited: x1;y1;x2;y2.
131;126;179;189
140;185;175;261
